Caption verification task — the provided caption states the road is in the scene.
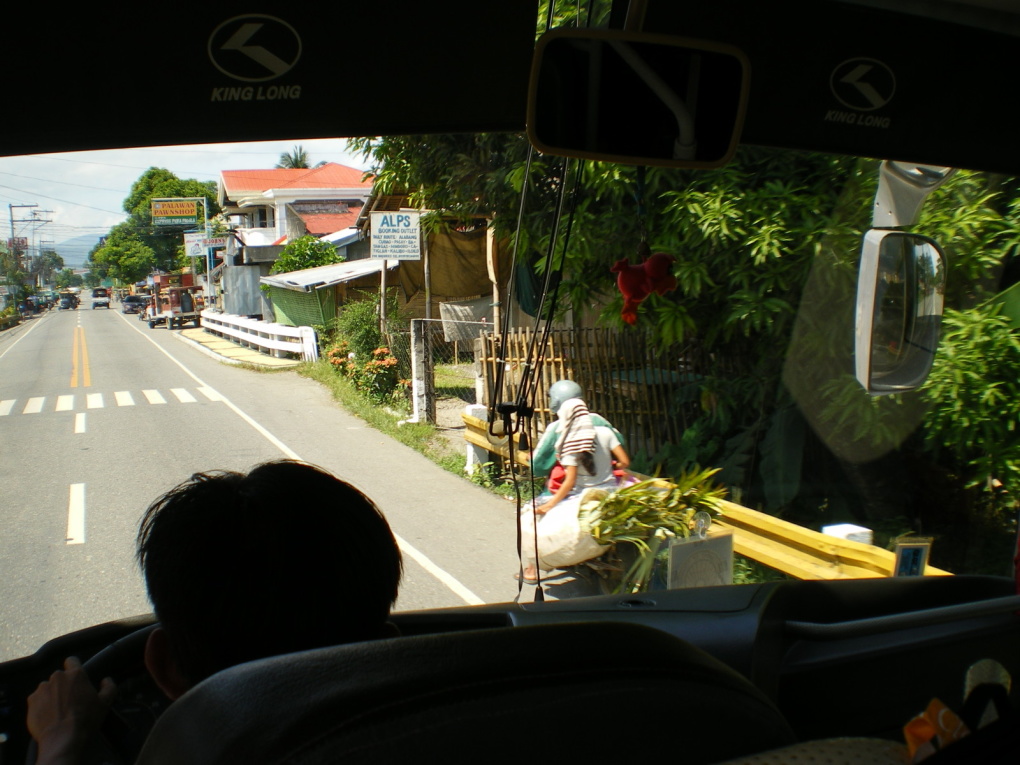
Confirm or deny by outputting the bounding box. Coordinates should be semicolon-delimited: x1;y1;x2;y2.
0;306;528;662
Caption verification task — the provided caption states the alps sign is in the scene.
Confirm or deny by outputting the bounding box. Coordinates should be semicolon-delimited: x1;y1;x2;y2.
370;211;421;261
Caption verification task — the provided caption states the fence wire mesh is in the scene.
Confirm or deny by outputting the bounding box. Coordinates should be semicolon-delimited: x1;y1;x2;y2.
386;318;487;425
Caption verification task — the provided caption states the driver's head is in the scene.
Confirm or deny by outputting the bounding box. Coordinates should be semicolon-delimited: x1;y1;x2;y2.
137;460;402;689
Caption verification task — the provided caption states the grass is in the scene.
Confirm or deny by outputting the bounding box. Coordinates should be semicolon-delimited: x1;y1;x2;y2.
237;362;295;374
299;361;464;470
434;362;475;402
299;360;545;499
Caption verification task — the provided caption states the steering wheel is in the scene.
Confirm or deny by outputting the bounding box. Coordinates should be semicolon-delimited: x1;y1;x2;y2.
26;624;164;765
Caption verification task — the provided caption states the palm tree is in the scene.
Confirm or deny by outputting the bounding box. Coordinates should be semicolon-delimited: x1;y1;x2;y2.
276;146;311;169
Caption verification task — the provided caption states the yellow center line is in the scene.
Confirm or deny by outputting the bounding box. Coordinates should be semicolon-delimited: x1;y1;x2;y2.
80;326;91;387
70;326;92;388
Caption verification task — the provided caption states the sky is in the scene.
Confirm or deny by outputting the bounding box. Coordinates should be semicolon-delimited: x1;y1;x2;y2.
0;138;370;268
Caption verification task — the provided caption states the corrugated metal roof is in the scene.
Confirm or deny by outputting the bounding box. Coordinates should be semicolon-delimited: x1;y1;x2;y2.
220;163;373;196
260;259;396;292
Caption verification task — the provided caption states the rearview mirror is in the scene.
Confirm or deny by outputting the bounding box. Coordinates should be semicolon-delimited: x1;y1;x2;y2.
527;29;750;168
855;230;946;395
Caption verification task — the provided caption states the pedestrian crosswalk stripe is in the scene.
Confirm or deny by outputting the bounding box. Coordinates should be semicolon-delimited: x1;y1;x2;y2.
142;389;166;405
197;387;221;401
171;388;196;403
0;388;220;415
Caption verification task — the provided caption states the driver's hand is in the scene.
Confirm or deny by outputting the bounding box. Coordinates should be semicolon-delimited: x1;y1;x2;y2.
27;656;116;765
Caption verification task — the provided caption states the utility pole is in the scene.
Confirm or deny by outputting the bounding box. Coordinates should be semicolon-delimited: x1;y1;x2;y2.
7;204;38;300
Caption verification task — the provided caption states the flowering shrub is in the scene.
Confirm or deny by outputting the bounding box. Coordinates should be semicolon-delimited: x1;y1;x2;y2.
326;343;402;404
325;341;357;377
358;347;400;402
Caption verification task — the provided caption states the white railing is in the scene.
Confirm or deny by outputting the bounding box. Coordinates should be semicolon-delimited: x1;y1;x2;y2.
200;310;318;362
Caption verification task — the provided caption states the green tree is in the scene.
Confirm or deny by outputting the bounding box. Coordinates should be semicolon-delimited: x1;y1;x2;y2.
268;235;343;277
352;132;1020;557
31;250;64;284
89;229;157;284
92;168;219;281
1;243;30;302
55;268;84;288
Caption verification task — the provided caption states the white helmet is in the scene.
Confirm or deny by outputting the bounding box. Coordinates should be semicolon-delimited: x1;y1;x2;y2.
548;379;583;412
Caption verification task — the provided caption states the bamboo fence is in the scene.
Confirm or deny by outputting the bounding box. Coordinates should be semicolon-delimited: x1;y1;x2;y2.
479;328;702;464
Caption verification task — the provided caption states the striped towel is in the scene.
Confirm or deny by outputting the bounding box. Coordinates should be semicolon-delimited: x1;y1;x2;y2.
555;398;596;475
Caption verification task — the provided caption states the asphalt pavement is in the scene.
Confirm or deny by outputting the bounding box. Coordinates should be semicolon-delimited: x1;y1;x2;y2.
170;324;603;601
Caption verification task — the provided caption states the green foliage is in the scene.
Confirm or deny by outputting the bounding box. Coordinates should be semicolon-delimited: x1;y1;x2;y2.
352;130;1020;568
583;467;727;592
1;244;30;301
323;296;406;404
921;305;1020;492
31;250;63;283
331;295;384;357
270;235;344;276
55;267;82;289
300;362;451;463
89;167;219;281
262;236;344;294
276;146;310;169
89;232;156;284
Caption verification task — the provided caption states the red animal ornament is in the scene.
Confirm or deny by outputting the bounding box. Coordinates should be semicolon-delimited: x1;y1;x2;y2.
611;252;678;325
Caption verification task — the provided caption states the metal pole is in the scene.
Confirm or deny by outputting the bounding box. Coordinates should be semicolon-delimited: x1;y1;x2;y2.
203;197;213;308
379;259;387;333
423;232;431;321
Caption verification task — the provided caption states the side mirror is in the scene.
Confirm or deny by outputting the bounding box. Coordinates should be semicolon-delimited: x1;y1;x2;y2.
855;230;946;395
527;29;750;168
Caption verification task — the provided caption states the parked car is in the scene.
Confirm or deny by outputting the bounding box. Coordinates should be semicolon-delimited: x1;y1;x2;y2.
122;294;149;314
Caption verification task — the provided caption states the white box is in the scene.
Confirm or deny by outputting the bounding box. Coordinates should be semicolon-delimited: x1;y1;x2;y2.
822;523;873;546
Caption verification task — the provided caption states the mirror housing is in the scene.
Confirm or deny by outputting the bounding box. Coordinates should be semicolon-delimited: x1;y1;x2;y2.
873;162;956;228
527;29;749;168
855;230;946;395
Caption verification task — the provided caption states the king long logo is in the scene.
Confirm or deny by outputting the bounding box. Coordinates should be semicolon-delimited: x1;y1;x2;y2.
825;57;896;129
208;15;302;83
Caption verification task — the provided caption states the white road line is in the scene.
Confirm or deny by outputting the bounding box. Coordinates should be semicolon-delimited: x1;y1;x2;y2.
0;399;14;416
23;397;44;414
0;309;47;361
67;483;85;544
114;391;135;406
171;388;196;403
142;389;166;404
86;393;104;409
56;395;75;411
74;413;86;434
393;534;484;606
197;387;222;401
123;316;480;606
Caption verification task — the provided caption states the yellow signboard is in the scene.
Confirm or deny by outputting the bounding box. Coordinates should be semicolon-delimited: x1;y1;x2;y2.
152;199;199;226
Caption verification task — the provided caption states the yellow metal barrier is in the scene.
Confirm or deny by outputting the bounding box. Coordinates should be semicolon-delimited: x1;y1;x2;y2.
462;413;532;467
461;414;952;580
714;500;951;579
